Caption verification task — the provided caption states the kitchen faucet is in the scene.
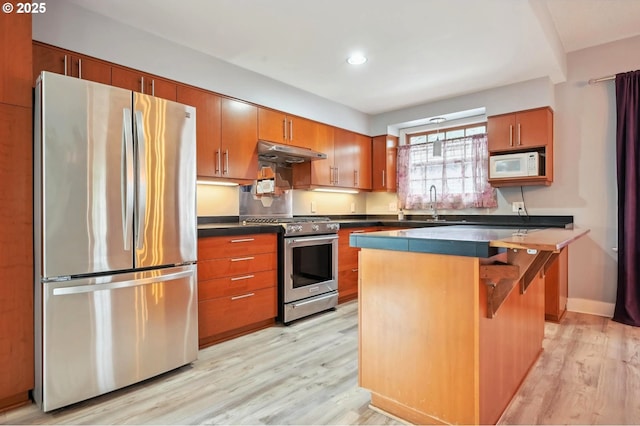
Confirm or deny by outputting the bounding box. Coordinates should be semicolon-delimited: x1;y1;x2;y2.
429;185;438;220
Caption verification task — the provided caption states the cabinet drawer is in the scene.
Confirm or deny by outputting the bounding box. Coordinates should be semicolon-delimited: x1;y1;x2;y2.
198;252;276;280
199;269;276;301
198;287;277;338
198;233;277;259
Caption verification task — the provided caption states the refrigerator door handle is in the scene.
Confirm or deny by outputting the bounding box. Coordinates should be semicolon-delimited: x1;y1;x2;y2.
122;109;134;251
134;110;147;250
52;269;193;296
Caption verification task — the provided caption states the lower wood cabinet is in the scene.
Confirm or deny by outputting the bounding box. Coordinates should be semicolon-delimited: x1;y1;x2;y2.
197;233;277;347
338;227;380;303
338;226;408;304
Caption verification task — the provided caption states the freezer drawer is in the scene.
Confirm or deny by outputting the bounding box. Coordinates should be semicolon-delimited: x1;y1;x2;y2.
35;265;198;412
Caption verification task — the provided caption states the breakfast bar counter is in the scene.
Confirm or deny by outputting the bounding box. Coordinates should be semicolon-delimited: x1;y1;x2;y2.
350;225;588;425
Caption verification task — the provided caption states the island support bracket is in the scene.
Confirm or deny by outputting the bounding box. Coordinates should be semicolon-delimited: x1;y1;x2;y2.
480;249;555;318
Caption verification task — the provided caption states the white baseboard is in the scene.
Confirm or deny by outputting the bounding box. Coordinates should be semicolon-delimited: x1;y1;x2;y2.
567;298;615;318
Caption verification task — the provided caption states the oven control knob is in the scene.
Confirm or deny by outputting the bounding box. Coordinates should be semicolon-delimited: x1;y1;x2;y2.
312;224;320;232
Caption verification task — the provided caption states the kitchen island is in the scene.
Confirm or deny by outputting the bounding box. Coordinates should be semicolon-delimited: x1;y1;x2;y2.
350;225;588;425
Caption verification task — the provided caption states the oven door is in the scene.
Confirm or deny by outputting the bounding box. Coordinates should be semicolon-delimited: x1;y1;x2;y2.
283;234;338;303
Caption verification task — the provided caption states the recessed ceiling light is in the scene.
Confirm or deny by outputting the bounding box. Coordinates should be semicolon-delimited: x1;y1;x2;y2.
347;54;367;65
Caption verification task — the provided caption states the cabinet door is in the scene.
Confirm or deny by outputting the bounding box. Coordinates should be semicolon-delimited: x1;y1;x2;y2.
258;107;287;144
146;76;177;101
221;98;258;180
372;136;387;190
334;128;358;188
69;54;111;85
33;43;67;86
515;108;552;149
310;123;334;186
111;67;145;93
386;146;397;192
177;85;221;177
355;133;372;190
290;116;317;148
487;113;516;151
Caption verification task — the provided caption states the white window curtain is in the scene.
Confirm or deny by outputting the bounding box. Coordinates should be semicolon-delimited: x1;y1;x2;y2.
397;134;497;210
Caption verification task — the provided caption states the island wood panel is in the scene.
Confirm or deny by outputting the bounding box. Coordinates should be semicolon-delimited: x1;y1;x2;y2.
359;249;480;425
479;269;545;424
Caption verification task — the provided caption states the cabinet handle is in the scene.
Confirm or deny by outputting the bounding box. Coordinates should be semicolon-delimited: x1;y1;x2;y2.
78;58;82;79
224;149;229;174
215;149;221;174
140;76;145;94
517;123;522;146
289;119;293;141
335;166;339;185
352;268;358;272
231;274;255;281
283;118;287;140
231;293;255;300
509;124;513;146
151;79;155;96
63;55;68;76
230;238;255;243
230;256;255;262
354;170;358;186
382;170;386;186
351;230;365;234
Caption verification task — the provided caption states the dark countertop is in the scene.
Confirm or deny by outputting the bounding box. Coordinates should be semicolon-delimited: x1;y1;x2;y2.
349;225;532;258
197;215;573;238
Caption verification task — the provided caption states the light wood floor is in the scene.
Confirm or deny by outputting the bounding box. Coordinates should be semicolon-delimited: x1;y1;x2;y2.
2;301;640;425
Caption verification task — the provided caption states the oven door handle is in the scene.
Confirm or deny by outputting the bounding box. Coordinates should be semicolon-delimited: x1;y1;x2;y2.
288;235;339;244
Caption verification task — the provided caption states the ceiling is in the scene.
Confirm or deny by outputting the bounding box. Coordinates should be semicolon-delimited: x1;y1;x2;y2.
69;0;640;115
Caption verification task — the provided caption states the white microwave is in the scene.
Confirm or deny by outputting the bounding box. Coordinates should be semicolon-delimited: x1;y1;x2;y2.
489;152;542;179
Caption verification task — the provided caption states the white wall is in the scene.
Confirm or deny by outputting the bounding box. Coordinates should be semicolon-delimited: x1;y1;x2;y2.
32;0;370;134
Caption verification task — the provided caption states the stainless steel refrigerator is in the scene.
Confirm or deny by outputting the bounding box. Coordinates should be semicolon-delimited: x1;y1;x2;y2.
33;72;198;411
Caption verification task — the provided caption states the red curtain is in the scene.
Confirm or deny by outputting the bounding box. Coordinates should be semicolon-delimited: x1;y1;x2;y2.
613;70;640;326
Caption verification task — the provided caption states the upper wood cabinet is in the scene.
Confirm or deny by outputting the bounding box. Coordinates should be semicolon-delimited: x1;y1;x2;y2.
176;85;221;178
487;107;552;152
293;127;371;190
178;86;257;181
334;129;372;190
220;98;258;180
1;11;32;107
488;106;554;187
33;42;111;86
258;108;316;147
372;135;398;192
112;66;177;101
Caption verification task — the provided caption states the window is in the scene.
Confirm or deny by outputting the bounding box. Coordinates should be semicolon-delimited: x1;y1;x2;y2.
397;124;497;210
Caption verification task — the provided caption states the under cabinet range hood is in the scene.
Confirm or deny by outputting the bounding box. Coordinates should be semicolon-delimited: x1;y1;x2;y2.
258;140;327;164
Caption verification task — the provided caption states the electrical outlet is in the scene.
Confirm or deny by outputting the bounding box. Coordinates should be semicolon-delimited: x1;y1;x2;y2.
512;202;525;212
311;201;317;213
388;201;397;212
350;202;356;213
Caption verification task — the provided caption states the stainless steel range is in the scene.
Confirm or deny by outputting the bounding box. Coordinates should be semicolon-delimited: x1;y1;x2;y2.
239;152;339;324
243;216;339;324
